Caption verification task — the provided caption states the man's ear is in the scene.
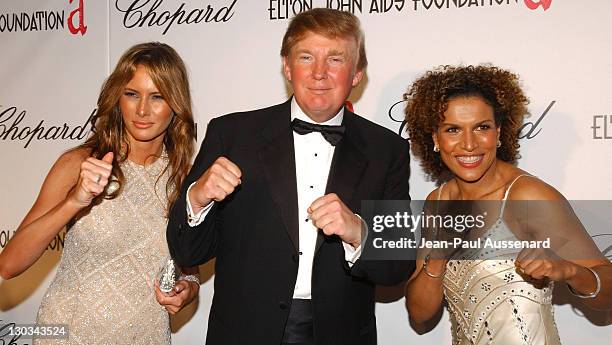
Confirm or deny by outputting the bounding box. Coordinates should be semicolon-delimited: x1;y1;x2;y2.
351;69;364;87
282;56;292;82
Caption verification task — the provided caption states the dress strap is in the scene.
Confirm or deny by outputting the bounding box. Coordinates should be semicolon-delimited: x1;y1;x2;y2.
432;182;447;215
500;174;531;215
437;182;446;201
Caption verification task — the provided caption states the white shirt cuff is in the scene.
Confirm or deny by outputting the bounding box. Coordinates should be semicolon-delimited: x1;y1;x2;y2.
342;241;362;267
186;182;214;227
342;214;367;267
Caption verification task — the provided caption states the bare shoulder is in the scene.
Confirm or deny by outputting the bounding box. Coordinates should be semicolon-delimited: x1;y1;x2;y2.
21;148;91;222
43;148;90;188
426;188;440;201
507;174;565;201
56;148;89;166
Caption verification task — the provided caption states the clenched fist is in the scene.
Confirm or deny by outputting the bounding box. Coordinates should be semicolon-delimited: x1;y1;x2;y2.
308;193;362;248
189;157;242;213
515;247;573;282
69;152;114;208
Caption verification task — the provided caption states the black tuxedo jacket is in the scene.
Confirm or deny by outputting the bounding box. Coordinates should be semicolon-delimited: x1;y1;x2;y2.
167;99;414;345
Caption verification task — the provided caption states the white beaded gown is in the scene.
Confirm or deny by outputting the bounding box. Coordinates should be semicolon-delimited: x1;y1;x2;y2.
34;156;172;345
441;175;562;345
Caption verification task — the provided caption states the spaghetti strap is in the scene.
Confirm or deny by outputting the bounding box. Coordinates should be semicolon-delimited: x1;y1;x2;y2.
437;182;446;201
500;174;531;215
432;182;447;215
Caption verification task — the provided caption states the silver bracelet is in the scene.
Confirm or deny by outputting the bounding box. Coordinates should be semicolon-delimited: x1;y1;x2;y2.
179;274;201;285
422;254;445;279
567;266;601;299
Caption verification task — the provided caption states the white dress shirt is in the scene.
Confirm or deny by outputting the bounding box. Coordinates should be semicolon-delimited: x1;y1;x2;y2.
186;98;361;300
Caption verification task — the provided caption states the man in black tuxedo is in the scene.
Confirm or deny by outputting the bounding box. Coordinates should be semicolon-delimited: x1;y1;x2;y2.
167;8;414;345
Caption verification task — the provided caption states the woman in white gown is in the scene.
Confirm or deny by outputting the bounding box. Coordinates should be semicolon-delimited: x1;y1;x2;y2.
0;42;199;344
403;65;612;344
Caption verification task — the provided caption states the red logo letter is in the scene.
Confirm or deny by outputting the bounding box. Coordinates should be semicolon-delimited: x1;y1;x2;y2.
524;0;552;11
68;0;87;35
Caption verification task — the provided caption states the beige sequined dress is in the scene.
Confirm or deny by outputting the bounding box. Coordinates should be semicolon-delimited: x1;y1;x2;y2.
35;156;172;345
441;175;561;345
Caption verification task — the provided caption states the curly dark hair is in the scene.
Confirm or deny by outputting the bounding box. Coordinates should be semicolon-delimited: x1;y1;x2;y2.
404;65;529;184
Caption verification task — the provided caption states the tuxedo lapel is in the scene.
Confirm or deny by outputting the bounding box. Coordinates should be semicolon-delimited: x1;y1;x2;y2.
258;100;300;253
315;110;369;253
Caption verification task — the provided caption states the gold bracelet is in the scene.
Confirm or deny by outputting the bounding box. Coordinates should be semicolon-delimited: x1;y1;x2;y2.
422;254;445;279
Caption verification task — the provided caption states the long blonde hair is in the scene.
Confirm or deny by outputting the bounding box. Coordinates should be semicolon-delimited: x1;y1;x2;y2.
78;42;195;214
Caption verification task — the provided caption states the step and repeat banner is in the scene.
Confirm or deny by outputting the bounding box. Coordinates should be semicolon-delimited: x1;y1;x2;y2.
1;0;611;344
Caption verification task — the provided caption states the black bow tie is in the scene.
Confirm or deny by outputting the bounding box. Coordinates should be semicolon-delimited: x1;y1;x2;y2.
291;118;345;146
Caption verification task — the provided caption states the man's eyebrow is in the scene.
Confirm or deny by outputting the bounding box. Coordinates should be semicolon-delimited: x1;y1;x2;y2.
328;50;346;56
294;47;312;54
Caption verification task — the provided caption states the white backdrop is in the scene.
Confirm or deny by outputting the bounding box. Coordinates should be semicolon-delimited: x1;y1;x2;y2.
1;0;611;344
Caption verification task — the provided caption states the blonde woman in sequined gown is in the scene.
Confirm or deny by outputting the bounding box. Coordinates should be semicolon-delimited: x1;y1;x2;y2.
403;65;612;344
0;42;198;344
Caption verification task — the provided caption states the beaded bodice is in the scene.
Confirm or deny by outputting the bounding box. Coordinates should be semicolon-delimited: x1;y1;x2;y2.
441;175;561;345
35;156;172;345
443;219;559;345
